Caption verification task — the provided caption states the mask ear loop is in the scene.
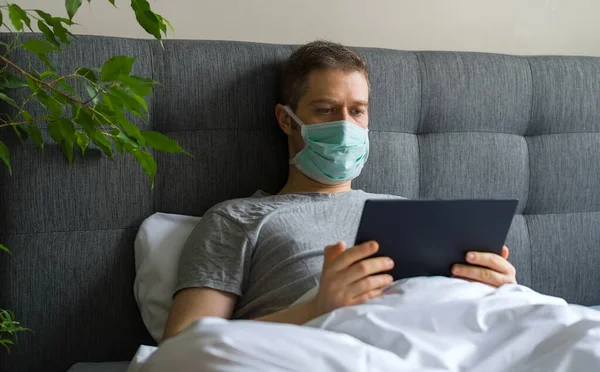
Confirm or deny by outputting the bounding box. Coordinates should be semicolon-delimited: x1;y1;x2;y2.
283;106;305;165
283;106;306;128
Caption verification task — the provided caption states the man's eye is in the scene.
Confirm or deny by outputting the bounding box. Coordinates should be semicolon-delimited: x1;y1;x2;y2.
351;109;365;116
317;108;333;114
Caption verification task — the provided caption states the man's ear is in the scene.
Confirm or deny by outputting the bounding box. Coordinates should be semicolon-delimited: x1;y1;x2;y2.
275;104;294;136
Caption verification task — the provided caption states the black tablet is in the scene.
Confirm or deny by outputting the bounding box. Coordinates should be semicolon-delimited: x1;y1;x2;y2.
354;199;518;281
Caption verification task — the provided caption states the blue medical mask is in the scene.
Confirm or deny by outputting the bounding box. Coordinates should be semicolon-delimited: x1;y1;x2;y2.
284;106;369;185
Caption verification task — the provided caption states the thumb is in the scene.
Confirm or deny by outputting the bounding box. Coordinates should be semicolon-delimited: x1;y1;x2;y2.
324;241;346;264
501;246;510;260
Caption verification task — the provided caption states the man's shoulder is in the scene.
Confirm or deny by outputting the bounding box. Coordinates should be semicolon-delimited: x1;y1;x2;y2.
357;190;408;200
204;190;279;223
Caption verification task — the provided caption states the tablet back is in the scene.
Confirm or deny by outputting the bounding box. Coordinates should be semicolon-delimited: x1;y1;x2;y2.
355;199;518;280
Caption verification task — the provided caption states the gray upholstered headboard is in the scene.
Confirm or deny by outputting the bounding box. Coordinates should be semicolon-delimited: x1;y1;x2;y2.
1;35;599;372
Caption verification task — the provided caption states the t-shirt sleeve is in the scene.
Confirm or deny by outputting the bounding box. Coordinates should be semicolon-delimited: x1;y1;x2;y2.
175;211;253;297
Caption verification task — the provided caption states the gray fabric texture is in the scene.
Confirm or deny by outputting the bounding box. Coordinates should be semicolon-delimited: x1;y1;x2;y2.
66;362;130;372
0;35;599;371
177;190;400;319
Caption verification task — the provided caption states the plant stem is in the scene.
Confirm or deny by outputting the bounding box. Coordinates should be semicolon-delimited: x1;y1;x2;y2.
0;120;30;128
83;90;102;105
0;55;90;108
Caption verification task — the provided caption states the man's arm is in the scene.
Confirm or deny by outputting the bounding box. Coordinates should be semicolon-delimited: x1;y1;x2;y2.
164;241;393;339
253;299;317;324
162;286;315;343
162;288;237;341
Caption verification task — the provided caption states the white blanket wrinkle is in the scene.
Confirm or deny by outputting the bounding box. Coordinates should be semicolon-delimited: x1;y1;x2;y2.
128;277;600;372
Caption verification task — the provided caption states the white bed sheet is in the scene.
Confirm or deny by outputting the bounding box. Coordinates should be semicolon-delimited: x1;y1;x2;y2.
127;277;600;372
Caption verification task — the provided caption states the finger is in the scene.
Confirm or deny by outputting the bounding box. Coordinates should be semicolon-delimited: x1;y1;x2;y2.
323;241;346;265
330;241;379;272
348;274;394;298
501;246;510;260
452;264;512;287
466;251;512;275
343;256;394;284
350;288;384;306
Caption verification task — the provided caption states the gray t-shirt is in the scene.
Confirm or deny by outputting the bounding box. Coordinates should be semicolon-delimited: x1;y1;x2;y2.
176;189;400;319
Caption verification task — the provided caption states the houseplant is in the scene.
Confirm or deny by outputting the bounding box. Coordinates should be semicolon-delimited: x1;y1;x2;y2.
0;0;182;352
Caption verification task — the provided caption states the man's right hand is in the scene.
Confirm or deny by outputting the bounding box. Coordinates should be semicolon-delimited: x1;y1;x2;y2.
310;241;394;318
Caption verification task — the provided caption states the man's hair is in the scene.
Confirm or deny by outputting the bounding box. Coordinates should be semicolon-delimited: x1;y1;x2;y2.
281;40;369;110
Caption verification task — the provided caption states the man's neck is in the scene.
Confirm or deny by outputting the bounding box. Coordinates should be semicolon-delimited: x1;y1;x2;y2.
278;166;352;195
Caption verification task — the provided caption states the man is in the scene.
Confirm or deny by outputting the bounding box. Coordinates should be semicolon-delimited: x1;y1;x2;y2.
163;41;517;341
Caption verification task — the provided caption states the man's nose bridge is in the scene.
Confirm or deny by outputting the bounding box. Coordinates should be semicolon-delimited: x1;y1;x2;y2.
338;107;351;121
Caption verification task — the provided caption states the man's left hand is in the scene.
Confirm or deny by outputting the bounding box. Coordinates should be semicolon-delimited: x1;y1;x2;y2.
452;246;517;287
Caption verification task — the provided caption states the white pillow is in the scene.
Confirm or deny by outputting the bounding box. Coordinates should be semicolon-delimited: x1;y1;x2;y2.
134;212;202;343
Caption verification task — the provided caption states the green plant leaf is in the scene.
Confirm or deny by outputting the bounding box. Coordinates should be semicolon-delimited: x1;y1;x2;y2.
75;131;89;155
40;71;55;80
54;17;75;26
0;92;19;108
47;121;63;143
48;118;76;144
0;72;28;89
84;84;100;105
52;22;72;45
0;338;14;353
60;140;74;165
120;118;145;145
0;8;3;28
107;87;141;116
119;75;156;97
51;90;68;105
12;125;28;144
110;129;139;149
21;110;33;122
22;39;58;54
49;119;76;164
16;111;44;151
76;68;98;83
80;121;113;158
0;140;11;175
36;14;75;45
69;102;81;118
37;91;62;117
34;10;53;23
108;0;116;5
55;78;77;95
38;20;60;47
58;118;76;143
39;55;55;70
95;103;115;117
100;56;135;81
128;147;156;186
38;53;57;72
131;0;162;40
113;137;124;153
76;108;95;127
91;130;113;158
66;0;83;20
24;123;44;150
142;131;189;155
0;244;10;255
25;77;39;93
158;14;174;33
129;91;148;117
8;4;26;31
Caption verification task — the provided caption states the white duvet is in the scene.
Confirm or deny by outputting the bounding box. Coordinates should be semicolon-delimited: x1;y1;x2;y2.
127;277;600;372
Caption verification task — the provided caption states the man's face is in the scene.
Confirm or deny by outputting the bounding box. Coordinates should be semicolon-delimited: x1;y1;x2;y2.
295;69;369;128
284;68;369;156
